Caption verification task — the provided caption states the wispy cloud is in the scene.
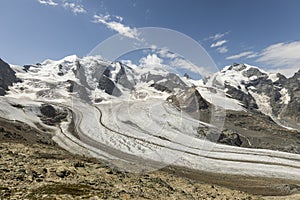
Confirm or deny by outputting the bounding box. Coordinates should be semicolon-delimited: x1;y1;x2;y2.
211;40;227;48
246;53;259;58
36;0;139;40
256;41;300;77
256;41;300;67
206;32;229;54
225;41;300;77
169;57;203;74
63;2;87;14
37;0;86;14
226;51;255;60
37;0;58;6
155;48;209;74
157;48;178;59
217;46;228;54
93;14;140;40
267;67;299;77
208;32;228;41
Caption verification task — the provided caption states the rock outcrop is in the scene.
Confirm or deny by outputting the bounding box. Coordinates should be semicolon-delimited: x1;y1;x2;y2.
0;58;19;95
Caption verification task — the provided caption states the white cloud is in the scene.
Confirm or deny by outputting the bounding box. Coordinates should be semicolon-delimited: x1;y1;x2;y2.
256;41;300;68
115;16;123;22
211;40;227;48
157;48;178;59
63;2;87;14
93;14;140;40
208;32;228;41
139;54;163;67
216;46;228;54
246;53;259;58
37;0;58;6
226;51;255;60
208;33;229;53
266;66;299;78
37;0;86;14
169;58;203;74
255;41;300;77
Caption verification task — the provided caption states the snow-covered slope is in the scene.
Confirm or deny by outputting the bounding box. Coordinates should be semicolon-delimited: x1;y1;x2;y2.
5;55;300;130
6;55;243;109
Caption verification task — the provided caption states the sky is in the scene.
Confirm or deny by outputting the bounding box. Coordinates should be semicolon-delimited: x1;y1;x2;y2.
1;0;300;77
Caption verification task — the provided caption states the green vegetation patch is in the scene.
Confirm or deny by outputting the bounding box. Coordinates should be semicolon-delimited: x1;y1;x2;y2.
27;183;93;198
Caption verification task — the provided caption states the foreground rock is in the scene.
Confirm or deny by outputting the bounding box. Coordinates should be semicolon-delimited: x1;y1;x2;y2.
0;142;263;200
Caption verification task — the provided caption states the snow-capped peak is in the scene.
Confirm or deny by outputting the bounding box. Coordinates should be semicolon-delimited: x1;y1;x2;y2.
60;54;79;63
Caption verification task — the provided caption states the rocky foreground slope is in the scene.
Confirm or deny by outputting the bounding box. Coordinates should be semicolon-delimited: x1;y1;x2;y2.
0;141;260;200
1;119;300;199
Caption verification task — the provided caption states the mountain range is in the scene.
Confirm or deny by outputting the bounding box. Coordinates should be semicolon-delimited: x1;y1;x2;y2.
0;55;300;181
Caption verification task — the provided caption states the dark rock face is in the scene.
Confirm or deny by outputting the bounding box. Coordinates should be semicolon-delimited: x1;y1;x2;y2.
71;61;123;97
98;75;121;97
217;130;243;146
279;70;300;127
72;61;134;97
113;62;135;90
141;73;164;83
57;64;64;76
167;87;211;123
40;105;57;118
196;126;250;147
227;63;247;71
73;61;91;90
224;110;300;153
40;104;68;126
217;64;299;129
67;80;91;102
167;87;210;111
0;58;19;95
23;65;31;72
165;73;188;90
225;84;258;110
183;87;210;111
242;67;266;78
150;83;172;93
143;72;188;93
246;68;300;129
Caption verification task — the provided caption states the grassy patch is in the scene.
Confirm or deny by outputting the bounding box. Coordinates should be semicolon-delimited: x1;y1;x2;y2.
27;183;93;198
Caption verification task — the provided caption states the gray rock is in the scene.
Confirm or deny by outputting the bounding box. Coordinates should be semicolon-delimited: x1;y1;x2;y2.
167;87;211;123
113;62;135;90
55;167;71;178
143;72;188;93
218;130;243;146
0;58;19;95
225;84;258;110
40;105;56;118
67;80;91;102
98;74;122;97
40;104;68;126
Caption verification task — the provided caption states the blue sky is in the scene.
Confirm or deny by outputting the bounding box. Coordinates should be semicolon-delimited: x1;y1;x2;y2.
1;0;300;76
